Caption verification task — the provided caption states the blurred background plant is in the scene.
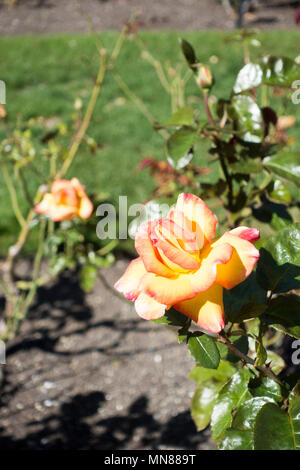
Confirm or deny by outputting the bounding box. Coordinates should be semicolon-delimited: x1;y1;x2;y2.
0;24;137;340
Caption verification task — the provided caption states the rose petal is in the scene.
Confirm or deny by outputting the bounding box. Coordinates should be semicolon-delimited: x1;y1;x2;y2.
174;284;225;333
139;271;195;306
134;293;166;320
172;193;218;250
229;226;260;243
191;242;233;293
213;232;260;289
114;257;146;301
135;221;173;277
79;195;94;219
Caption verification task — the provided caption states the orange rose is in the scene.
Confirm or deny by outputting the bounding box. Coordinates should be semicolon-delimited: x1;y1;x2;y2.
115;193;260;333
35;178;93;222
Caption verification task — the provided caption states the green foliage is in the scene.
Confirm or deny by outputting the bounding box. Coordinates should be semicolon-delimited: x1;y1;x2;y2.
187;333;220;369
211;369;252;441
263;152;300;186
189;360;236;431
256;224;300;294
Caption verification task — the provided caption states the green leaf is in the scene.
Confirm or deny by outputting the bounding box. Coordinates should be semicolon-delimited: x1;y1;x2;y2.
267;350;285;375
289;396;300;450
250;377;283;403
189;360;236;384
256;224;300;293
190;361;236;431
233;63;263;94
164;106;195;127
79;264;98;293
229;95;264;144
269;179;292;205
191;380;225;432
233;396;275;430
166;127;196;170
187;333;220;369
263;152;300;186
153;307;189;327
211;369;252;441
180;38;197;67
219;397;274;450
261;55;300;88
255;341;267;367
262;294;300;339
231;159;262;174
253;403;295;450
219;429;252;450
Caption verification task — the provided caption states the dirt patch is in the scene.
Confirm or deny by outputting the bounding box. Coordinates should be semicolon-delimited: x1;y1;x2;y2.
0;258;213;450
0;0;299;35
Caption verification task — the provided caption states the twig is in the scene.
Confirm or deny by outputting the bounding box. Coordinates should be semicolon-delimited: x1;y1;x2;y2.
218;332;284;386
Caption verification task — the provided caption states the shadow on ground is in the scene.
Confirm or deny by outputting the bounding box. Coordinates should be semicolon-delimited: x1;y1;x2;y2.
0;259;213;450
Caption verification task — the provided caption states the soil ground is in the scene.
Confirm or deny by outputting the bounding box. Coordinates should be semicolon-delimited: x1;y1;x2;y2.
0;259;213;450
0;0;299;35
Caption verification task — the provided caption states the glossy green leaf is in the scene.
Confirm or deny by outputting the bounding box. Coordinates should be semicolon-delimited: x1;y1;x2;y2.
79;264;98;293
289;396;300;450
187;333;220;369
229;95;264;144
189;360;236;384
219;429;252;450
256;224;300;293
164;106;195;127
269;179;292;205
166;128;196;170
254;403;295;450
262;294;300;339
190;361;236;431
211;369;252;441
233;396;275;430
250;377;283;403
233;63;263;94
219;396;274;450
263;152;300;186
261;55;300;88
191;381;224;431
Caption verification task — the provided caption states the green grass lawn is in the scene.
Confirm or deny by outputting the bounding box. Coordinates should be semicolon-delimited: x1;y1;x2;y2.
1;30;300;254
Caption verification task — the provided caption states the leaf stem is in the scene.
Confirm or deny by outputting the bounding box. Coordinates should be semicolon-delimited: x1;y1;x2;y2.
218;332;284;386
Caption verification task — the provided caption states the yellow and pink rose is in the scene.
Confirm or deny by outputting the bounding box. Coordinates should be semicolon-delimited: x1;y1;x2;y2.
35;178;93;222
115;193;259;333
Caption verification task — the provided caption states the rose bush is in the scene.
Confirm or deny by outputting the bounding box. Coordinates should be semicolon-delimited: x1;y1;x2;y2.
114;33;300;450
115;192;260;333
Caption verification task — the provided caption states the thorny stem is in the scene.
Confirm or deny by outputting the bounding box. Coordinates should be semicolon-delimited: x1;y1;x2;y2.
218;332;284;387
